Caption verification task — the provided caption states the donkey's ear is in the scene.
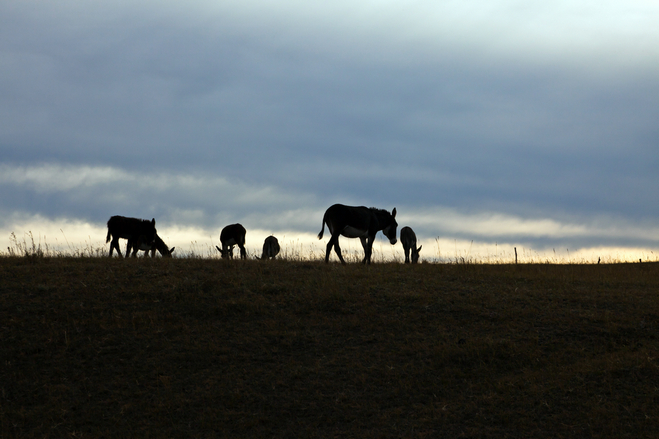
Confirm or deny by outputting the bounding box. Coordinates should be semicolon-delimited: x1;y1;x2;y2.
151;218;156;226
170;247;175;253
417;245;422;252
392;208;397;218
216;246;222;252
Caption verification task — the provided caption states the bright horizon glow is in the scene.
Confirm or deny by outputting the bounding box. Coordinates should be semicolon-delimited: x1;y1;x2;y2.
2;216;656;264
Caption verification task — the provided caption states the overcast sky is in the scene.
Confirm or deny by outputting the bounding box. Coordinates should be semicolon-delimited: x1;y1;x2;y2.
1;1;658;260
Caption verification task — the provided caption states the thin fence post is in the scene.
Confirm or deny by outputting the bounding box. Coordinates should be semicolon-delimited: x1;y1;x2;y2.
515;247;518;264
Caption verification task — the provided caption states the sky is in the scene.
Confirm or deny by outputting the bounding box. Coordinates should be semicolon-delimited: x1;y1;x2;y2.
1;0;658;261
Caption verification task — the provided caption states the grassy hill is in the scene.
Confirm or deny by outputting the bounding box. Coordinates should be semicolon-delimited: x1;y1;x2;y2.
2;256;659;438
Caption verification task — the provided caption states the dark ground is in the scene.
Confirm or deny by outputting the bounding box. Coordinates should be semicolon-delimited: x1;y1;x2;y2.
2;257;659;438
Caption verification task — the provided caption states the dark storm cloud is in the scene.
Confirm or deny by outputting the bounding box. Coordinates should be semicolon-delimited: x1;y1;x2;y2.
1;1;658;253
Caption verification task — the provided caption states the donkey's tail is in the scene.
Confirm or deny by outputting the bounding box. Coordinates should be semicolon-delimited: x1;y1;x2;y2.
105;217;114;243
317;216;326;240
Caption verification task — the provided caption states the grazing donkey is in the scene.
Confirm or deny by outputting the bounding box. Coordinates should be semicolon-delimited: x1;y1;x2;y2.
106;215;157;257
318;204;397;264
127;233;175;258
400;226;422;264
215;223;247;259
260;235;280;260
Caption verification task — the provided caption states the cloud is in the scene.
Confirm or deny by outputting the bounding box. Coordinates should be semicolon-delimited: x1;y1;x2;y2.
402;207;659;246
0;164;123;192
1;163;657;254
0;163;319;230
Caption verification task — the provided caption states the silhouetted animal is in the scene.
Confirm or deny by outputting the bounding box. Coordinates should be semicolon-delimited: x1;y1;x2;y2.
106;216;157;257
215;223;247;259
318;204;397;264
400;226;422;263
261;235;280;260
127;233;175;258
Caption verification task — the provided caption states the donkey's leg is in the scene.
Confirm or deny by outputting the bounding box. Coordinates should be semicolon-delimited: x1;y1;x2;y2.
238;244;247;260
359;237;369;264
324;239;333;263
111;238;122;257
127;241;139;258
404;246;410;263
329;234;346;264
363;234;375;264
334;241;346;265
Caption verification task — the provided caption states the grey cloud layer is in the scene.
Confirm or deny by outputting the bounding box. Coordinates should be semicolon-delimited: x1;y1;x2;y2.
1;164;656;251
0;164;316;231
1;1;658;251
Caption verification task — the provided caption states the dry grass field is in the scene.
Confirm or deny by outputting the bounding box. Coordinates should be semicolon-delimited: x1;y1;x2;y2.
2;255;659;438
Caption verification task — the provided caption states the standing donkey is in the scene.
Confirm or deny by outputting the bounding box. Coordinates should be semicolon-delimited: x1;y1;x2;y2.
106;215;157;257
127;233;175;258
400;226;422;263
261;235;280;260
215;223;247;259
318;204;397;264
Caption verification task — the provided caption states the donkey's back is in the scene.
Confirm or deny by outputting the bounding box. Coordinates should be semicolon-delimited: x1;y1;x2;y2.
400;226;422;263
216;223;247;259
106;215;157;257
261;235;280;260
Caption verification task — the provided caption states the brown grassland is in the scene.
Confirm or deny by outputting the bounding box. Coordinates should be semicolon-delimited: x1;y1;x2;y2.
1;255;659;438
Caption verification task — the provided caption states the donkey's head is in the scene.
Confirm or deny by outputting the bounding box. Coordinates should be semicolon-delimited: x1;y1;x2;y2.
411;245;422;263
382;207;398;245
160;247;175;258
216;245;235;259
